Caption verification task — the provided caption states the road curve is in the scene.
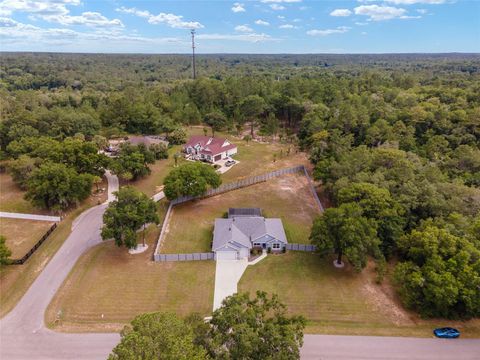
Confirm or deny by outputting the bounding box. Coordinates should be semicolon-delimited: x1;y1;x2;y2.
2;171;479;359
0;171;120;360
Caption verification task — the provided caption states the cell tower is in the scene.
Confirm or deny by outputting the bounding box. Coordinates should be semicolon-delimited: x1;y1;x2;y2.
191;29;196;79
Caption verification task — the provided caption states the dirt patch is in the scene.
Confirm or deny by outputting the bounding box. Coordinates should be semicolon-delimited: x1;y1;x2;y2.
360;262;416;326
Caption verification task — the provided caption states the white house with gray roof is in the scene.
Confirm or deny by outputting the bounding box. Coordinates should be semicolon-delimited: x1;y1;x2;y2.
212;208;288;260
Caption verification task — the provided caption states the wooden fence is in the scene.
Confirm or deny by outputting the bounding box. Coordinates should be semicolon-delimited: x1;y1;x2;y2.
9;223;58;265
154;252;214;262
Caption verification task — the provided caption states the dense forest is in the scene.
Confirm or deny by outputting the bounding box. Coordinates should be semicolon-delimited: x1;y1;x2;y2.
0;52;479;319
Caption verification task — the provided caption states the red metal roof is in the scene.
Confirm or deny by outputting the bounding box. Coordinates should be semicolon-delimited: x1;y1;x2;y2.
184;136;237;156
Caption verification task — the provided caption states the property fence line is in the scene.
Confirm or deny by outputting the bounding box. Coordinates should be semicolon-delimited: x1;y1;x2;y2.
0;212;61;222
154;252;214;262
285;243;317;252
9;223;58;265
170;165;305;205
153;165;324;262
302;167;325;212
153;202;173;257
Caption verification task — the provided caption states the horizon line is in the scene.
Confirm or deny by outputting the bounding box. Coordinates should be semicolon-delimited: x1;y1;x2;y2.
1;51;479;56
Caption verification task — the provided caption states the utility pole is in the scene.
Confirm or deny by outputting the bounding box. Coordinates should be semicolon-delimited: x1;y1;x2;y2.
191;29;196;79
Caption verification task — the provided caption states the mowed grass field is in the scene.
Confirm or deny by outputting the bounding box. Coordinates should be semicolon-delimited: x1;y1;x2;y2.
0;172;48;214
0;218;54;259
45;207;215;332
239;252;480;338
188;126;309;183
161;174;319;254
130;127;309;197
0;175;108;318
130;145;185;197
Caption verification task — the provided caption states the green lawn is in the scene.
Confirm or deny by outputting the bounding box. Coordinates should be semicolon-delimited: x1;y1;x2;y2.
130;145;187;197
45;208;215;332
239;252;480;338
160;174;319;254
0;176;108;318
130;127;309;197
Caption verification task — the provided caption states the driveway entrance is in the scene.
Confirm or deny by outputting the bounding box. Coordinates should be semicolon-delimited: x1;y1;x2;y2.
213;259;248;311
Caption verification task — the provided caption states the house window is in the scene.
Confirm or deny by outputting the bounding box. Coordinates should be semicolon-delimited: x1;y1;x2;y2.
253;243;261;247
272;243;280;249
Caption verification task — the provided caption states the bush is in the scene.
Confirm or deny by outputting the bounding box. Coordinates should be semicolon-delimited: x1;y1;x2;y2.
167;128;187;145
149;143;168;160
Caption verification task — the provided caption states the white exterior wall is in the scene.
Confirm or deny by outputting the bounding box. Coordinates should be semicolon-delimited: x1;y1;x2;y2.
226;147;238;157
239;248;250;259
216;251;238;260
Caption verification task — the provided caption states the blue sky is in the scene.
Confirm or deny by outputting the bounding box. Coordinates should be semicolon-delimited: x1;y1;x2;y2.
1;0;479;53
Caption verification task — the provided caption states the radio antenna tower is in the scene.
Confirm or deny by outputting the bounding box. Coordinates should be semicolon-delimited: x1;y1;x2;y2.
191;29;196;79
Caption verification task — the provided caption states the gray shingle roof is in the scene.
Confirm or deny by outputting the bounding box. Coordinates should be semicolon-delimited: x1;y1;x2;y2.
212;216;287;251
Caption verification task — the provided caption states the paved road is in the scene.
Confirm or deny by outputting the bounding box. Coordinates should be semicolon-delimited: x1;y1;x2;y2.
2;170;479;359
0;212;61;222
301;334;480;360
0;171;120;360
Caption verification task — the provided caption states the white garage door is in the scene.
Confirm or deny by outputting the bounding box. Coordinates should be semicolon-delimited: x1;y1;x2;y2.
216;251;238;260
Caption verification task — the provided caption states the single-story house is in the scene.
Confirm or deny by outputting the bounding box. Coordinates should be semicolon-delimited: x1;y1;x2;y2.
183;135;237;163
213;208;288;260
106;135;169;155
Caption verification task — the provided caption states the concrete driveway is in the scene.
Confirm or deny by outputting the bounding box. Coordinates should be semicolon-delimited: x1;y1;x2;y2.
215;158;239;174
2;169;479;359
213;259;248;311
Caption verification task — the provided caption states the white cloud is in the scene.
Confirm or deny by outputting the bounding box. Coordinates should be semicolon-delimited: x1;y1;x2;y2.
330;9;352;17
417;9;428;14
307;26;350;36
354;5;406;21
261;0;302;3
383;0;445;4
270;4;286;10
0;0;80;17
277;15;285;19
43;12;124;27
293;18;302;22
361;31;367;35
0;17;180;47
0;0;123;27
255;19;270;26
235;24;253;32
355;22;369;25
279;24;295;29
231;2;246;13
116;6;203;29
197;32;275;43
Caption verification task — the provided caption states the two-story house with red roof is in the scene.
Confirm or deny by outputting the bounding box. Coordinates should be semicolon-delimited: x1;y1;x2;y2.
183;135;238;163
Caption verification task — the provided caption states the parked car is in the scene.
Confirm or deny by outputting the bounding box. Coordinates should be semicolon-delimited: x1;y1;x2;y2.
225;160;236;167
433;327;460;339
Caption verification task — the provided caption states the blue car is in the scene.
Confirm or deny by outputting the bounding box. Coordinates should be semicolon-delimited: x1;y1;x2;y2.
433;327;460;339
